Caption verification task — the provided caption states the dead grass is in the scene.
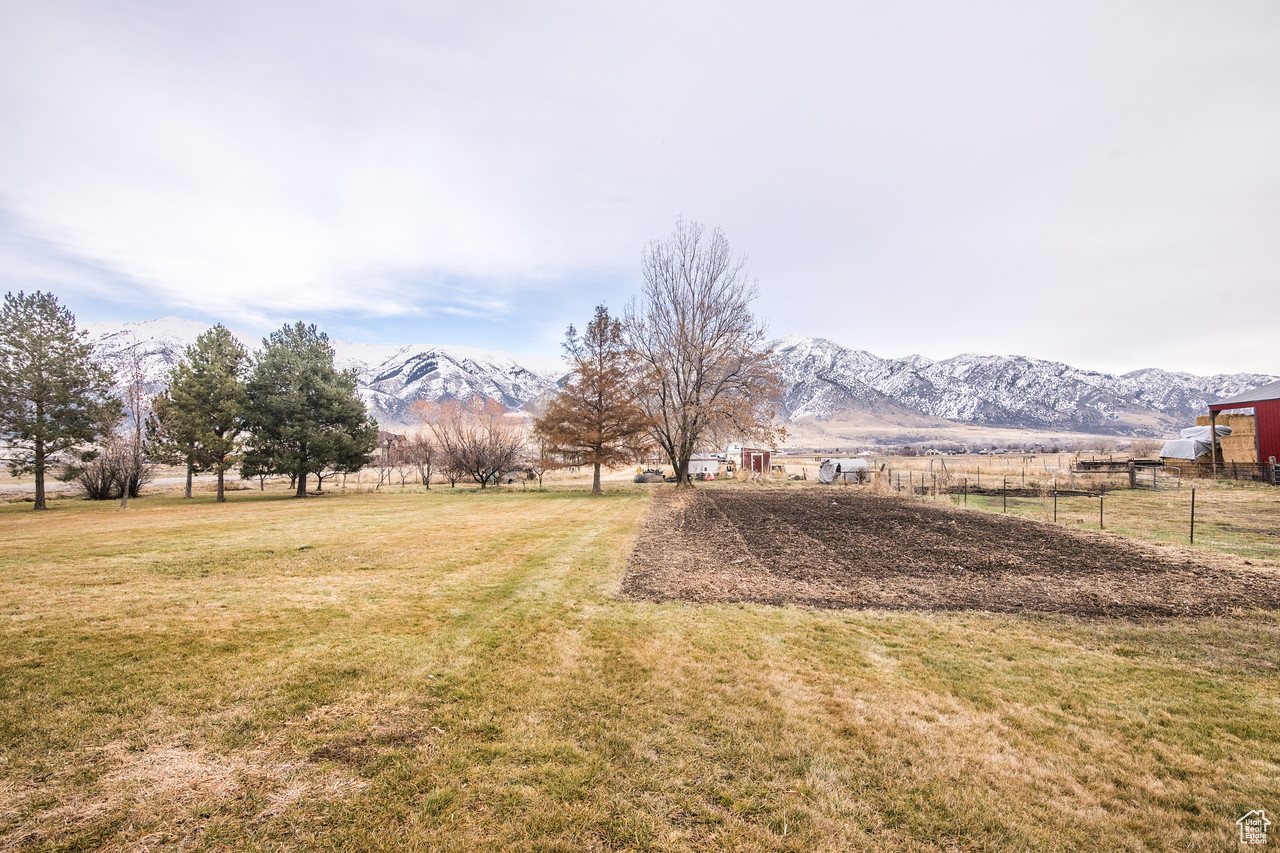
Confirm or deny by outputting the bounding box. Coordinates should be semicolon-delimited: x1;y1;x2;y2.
1;484;1278;851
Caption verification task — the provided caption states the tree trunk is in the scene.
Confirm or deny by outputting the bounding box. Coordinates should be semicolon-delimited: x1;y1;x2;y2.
185;460;193;499
673;456;692;489
216;468;226;503
33;436;46;511
592;462;602;495
295;470;307;497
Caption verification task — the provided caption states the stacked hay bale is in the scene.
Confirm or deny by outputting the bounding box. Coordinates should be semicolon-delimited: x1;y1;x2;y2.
1161;457;1211;478
1195;413;1258;464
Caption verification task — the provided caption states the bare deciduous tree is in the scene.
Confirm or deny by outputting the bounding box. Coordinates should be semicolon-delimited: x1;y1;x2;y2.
116;339;157;507
406;430;435;488
64;429;134;500
1129;438;1162;458
412;400;464;487
625;219;785;487
61;394;155;502
373;431;403;489
394;444;416;486
413;396;524;489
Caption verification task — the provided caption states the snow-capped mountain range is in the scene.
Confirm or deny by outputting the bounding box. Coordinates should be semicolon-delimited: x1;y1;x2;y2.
87;317;565;425
86;318;1276;436
768;336;1275;434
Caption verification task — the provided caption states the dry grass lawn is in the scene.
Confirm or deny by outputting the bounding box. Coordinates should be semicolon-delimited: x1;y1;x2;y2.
2;484;1278;851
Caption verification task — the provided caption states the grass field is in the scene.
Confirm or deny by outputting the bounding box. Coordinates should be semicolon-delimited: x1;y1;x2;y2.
2;484;1279;851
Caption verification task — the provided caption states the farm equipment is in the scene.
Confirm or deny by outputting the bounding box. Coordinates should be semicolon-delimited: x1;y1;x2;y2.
633;467;666;484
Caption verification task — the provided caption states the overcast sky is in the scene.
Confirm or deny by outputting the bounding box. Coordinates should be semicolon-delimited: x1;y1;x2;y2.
2;1;1277;375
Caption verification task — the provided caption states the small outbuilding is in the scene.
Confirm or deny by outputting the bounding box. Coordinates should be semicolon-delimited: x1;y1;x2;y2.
740;448;772;477
689;454;719;477
818;458;869;484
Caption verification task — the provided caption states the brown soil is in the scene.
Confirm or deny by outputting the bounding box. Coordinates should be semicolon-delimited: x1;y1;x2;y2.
621;488;1280;617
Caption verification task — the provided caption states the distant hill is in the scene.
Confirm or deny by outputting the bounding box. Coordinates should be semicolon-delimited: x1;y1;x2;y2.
86;318;1276;437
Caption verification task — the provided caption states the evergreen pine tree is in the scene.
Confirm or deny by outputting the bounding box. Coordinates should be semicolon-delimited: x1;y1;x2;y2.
238;444;275;491
164;325;250;502
0;291;114;510
243;322;377;497
147;389;202;498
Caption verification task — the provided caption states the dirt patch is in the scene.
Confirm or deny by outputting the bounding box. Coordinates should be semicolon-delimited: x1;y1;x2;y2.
622;488;1280;617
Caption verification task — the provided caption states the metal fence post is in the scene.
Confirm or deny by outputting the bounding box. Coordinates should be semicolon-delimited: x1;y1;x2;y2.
1003;478;1007;512
1053;479;1057;523
1190;486;1196;544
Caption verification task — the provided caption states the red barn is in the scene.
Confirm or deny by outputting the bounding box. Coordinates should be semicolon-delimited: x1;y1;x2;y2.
1208;379;1280;475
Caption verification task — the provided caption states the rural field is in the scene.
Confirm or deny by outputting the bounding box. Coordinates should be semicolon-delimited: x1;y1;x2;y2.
782;453;1280;560
2;481;1279;851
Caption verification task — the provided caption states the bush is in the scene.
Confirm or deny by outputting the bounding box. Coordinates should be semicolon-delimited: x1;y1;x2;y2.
61;435;154;500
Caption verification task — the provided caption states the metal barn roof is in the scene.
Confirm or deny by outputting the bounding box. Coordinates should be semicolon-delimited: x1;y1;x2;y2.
1210;379;1280;410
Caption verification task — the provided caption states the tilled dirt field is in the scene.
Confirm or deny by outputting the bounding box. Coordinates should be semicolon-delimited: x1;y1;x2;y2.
622;488;1280;617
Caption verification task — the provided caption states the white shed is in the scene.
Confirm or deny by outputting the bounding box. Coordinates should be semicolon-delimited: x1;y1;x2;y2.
689;455;719;476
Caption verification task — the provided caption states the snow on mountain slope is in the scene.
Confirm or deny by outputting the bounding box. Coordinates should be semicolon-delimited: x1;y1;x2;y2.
86;318;567;425
766;337;1276;433
354;344;565;423
769;335;935;424
83;318;1276;435
87;317;255;399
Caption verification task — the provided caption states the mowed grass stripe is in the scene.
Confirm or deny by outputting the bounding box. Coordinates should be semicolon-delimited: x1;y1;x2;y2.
2;486;1278;851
